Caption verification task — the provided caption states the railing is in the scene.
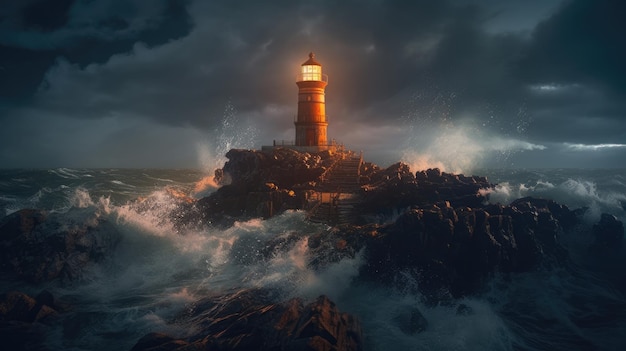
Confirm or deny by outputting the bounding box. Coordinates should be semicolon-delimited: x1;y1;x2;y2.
272;139;345;151
357;150;363;179
307;200;322;221
317;144;348;182
319;156;342;183
273;140;295;146
296;73;329;83
306;190;341;223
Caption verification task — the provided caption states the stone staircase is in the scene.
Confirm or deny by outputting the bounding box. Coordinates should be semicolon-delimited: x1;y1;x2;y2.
318;156;362;193
308;155;362;225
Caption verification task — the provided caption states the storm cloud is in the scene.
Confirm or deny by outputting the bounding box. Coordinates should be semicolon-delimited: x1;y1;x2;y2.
0;0;624;169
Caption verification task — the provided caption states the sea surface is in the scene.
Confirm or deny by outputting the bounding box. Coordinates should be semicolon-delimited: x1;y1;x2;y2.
1;167;625;351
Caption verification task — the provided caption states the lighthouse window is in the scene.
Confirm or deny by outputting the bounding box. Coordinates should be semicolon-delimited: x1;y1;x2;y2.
301;65;322;81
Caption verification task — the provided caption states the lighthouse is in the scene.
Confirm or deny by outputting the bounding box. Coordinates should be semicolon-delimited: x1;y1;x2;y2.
295;52;329;149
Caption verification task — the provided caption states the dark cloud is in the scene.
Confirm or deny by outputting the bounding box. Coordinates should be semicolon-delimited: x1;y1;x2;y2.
521;0;626;94
0;0;624;169
0;0;191;99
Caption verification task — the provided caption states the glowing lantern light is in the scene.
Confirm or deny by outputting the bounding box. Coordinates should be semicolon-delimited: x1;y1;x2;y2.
297;52;328;82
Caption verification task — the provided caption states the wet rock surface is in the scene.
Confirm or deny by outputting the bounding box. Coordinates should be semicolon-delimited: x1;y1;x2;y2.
0;208;120;349
359;163;492;216
0;290;63;351
0;208;122;283
183;148;340;227
131;289;363;351
359;197;575;297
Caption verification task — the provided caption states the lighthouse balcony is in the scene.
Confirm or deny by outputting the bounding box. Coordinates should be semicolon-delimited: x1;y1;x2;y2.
296;73;328;83
261;139;343;153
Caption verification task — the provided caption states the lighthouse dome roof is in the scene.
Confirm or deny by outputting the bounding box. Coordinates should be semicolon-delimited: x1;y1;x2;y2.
301;52;321;66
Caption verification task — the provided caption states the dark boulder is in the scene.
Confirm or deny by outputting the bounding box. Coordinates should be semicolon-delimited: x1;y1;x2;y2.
131;289;363;351
0;290;59;324
359;162;419;215
307;224;374;270
359;167;492;217
510;197;578;230
0;208;121;283
0;290;62;351
354;195;582;297
221;148;334;190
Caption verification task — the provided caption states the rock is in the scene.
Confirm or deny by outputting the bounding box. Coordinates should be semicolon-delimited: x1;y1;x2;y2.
426;168;442;178
0;291;37;323
0;290;61;351
0;291;59;324
189;149;498;227
214;168;226;185
307;225;372;270
294;295;363;350
188;148;342;226
131;289;363;351
510;197;578;231
0;208;47;240
222;148;334;190
355;194;580;296
359;167;492;216
0;208;122;283
359;162;419;215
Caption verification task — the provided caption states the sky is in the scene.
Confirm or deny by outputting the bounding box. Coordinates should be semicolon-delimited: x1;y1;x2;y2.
0;0;625;171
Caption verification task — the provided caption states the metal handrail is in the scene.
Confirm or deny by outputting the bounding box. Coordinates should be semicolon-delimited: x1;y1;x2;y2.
319;152;343;183
272;140;344;148
273;140;296;146
357;151;363;180
296;73;329;83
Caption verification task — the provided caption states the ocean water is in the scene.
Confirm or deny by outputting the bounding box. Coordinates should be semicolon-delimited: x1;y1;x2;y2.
0;167;625;351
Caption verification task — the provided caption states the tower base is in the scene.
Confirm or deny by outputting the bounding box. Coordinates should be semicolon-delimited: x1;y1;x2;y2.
261;140;341;153
261;145;338;153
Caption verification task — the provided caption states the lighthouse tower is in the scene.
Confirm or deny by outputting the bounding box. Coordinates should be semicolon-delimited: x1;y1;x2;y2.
295;52;329;149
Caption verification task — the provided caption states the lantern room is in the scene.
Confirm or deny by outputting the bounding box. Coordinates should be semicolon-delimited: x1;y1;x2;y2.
297;52;328;82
